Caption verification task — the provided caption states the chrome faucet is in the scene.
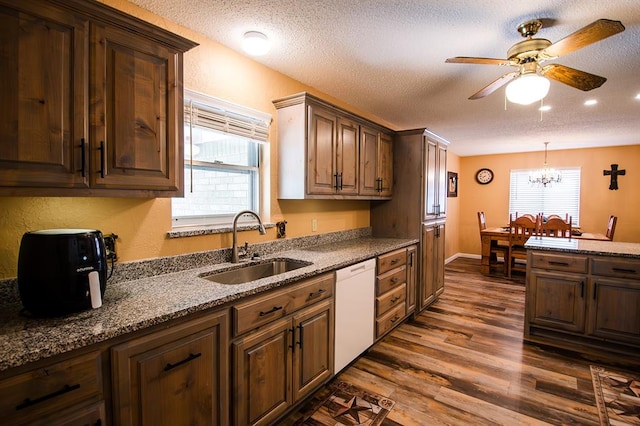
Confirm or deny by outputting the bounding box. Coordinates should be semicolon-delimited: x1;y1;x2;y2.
231;210;266;263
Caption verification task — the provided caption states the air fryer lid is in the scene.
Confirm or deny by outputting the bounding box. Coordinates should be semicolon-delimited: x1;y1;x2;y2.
18;229;107;316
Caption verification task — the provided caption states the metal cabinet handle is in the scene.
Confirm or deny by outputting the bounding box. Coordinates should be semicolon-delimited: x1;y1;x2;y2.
339;172;343;190
390;315;400;324
391;296;400;303
259;306;283;316
309;288;326;299
297;324;303;349
163;352;202;372
409;252;414;267
391;277;399;283
334;173;339;190
98;141;105;178
612;267;637;274
289;327;295;352
549;261;570;267
580;281;584;298
16;384;81;410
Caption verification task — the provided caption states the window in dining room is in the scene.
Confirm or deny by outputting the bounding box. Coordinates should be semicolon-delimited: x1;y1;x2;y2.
509;168;581;226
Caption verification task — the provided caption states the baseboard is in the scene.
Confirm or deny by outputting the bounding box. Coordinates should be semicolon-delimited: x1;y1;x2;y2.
445;253;479;264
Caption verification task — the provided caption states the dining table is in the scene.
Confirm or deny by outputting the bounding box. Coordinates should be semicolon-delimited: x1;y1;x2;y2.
479;226;610;275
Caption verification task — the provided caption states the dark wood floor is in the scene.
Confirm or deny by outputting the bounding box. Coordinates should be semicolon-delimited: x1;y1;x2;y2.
282;257;638;425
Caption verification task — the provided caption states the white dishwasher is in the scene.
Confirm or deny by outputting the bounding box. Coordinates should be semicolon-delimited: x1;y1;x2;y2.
334;258;376;373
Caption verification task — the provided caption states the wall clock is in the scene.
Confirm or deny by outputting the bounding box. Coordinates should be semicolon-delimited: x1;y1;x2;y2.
475;168;494;185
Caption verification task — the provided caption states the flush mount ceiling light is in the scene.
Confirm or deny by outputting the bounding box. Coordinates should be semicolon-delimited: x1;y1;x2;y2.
529;142;561;187
505;71;550;105
242;31;270;56
584;99;598;106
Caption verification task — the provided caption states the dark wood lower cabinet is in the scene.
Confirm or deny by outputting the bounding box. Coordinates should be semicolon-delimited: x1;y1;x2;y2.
232;299;333;426
111;311;229;426
526;250;640;356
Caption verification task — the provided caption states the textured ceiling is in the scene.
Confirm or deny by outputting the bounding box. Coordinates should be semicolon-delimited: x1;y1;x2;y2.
129;0;640;156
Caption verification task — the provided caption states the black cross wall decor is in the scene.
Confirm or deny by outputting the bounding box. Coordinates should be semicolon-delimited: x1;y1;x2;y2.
603;164;626;190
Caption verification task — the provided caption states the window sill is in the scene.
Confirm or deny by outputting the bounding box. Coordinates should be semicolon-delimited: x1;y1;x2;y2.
167;222;276;239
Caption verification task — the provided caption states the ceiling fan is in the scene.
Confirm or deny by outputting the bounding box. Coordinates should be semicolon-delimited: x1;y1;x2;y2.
445;19;625;103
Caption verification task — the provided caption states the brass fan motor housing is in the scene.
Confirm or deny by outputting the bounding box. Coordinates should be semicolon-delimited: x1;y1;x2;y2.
507;38;552;63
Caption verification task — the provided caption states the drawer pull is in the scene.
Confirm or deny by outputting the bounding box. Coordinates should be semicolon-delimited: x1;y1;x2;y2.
612;267;637;274
391;277;399;283
259;306;283;317
163;352;202;372
548;261;570;266
390;315;400;324
390;258;400;265
16;383;81;410
309;288;326;299
391;296;400;303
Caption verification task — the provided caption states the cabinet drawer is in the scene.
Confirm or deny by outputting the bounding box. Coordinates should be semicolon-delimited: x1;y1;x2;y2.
0;351;102;421
592;257;640;279
377;249;406;275
376;283;406;318
233;273;334;336
377;266;406;295
376;302;406;338
530;252;588;273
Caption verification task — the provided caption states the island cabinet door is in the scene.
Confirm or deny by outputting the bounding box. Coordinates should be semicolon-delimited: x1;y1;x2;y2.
587;277;640;346
527;271;587;333
232;318;291;426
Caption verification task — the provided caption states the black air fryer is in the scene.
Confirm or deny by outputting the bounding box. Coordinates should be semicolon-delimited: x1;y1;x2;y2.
18;229;108;317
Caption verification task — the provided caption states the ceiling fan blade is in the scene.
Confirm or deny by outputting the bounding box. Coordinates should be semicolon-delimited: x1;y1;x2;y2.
469;72;519;100
542;19;625;58
446;56;511;66
542;64;606;91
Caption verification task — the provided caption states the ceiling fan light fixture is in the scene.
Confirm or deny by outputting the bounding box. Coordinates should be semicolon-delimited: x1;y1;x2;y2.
506;73;550;105
242;31;270;56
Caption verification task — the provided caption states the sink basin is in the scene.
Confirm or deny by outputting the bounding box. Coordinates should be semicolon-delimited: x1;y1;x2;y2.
201;259;312;284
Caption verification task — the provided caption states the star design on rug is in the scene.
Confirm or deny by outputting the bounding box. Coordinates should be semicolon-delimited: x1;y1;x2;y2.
332;396;372;423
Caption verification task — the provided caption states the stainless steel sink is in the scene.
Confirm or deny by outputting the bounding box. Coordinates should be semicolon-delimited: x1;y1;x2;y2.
201;259;312;284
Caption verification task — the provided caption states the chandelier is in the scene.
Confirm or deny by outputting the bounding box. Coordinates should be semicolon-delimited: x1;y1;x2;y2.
529;142;561;186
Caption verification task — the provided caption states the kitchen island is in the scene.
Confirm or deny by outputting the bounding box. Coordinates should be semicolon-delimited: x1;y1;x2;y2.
524;237;640;359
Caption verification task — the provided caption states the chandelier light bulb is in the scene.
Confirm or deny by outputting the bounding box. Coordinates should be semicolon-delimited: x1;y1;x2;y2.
506;74;550;105
242;31;270;56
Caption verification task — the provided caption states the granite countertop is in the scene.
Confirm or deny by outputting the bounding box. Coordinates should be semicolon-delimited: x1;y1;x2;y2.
0;236;416;372
525;236;640;258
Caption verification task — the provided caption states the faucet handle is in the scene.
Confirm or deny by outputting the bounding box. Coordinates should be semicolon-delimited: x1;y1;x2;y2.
239;241;250;259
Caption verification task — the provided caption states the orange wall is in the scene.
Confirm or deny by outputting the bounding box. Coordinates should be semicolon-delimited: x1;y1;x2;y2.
445;152;461;259
0;0;389;279
457;145;640;256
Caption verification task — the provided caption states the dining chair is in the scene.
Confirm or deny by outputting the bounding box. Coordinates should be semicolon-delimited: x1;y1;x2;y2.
539;216;572;238
477;211;509;276
606;215;617;240
508;214;539;278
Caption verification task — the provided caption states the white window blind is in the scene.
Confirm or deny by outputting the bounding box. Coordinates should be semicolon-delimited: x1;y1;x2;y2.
509;168;581;226
183;90;270;143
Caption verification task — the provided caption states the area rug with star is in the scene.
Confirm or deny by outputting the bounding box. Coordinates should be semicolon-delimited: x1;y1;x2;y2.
591;365;640;425
293;380;395;425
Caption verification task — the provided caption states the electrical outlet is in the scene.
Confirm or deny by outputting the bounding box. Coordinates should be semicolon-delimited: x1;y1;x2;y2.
104;233;118;261
312;219;318;232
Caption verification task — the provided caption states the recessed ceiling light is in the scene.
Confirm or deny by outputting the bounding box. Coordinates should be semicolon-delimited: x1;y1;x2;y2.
635;93;640;100
584;99;598;106
538;105;551;111
242;31;270;56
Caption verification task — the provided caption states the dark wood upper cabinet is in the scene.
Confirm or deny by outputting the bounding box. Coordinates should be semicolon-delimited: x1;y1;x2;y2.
0;0;197;197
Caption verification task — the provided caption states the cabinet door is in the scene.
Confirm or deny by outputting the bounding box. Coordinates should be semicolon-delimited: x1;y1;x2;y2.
111;312;229;426
307;105;337;195
90;24;182;194
423;138;438;220
336;117;359;195
406;246;417;314
233;318;291;426
435;224;446;298
377;132;393;197
587;277;640;345
0;3;88;190
527;271;586;333
358;125;379;196
420;224;437;311
291;299;333;402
